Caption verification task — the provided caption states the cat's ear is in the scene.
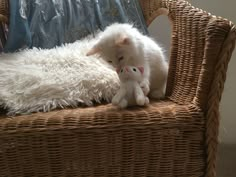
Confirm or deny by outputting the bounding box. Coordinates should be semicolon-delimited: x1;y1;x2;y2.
86;45;101;56
138;67;144;75
115;35;130;46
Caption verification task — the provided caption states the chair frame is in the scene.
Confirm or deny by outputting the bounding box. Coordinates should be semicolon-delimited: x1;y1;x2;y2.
0;0;235;176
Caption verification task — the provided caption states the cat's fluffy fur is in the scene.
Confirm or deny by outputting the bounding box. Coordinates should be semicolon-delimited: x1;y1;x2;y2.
87;23;168;99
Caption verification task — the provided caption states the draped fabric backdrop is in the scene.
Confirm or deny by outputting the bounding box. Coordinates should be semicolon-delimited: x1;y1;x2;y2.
4;0;148;52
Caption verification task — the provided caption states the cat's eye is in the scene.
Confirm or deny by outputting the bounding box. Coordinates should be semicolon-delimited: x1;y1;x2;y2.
121;69;123;73
133;68;137;72
118;56;124;61
108;61;112;63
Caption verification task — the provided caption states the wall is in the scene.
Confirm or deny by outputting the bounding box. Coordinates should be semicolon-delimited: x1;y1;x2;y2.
148;0;236;144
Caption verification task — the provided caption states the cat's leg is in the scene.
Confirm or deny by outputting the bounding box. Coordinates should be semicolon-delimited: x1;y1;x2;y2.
150;90;165;99
149;71;167;99
112;88;126;105
134;83;146;106
149;83;166;99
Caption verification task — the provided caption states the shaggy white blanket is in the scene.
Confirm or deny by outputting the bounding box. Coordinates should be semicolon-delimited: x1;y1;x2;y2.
0;36;120;115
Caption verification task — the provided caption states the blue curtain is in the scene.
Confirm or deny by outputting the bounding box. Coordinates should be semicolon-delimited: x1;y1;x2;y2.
4;0;148;52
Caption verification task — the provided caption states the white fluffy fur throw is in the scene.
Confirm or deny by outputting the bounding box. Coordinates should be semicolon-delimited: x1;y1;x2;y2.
0;36;119;115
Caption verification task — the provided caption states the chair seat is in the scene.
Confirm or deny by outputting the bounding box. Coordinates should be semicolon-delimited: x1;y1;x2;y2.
0;100;204;132
0;100;206;177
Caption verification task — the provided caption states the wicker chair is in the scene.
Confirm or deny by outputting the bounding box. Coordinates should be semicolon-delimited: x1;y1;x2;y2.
0;0;235;176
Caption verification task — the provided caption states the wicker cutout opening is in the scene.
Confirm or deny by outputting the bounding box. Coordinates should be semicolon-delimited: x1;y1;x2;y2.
149;15;171;58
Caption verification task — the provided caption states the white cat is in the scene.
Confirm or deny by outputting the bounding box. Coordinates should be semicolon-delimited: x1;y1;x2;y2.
112;66;149;108
86;23;168;99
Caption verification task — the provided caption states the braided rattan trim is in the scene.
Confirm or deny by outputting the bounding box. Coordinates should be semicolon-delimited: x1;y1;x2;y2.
205;24;236;177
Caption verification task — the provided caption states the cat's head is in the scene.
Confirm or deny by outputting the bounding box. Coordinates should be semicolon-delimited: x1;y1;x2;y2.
117;66;144;82
86;23;140;68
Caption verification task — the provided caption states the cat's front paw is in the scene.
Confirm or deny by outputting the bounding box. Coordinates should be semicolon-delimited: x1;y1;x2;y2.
150;89;165;99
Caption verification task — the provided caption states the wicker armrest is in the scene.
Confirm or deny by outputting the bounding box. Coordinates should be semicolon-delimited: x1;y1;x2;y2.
140;0;236;109
0;0;9;23
139;1;236;176
0;0;9;51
